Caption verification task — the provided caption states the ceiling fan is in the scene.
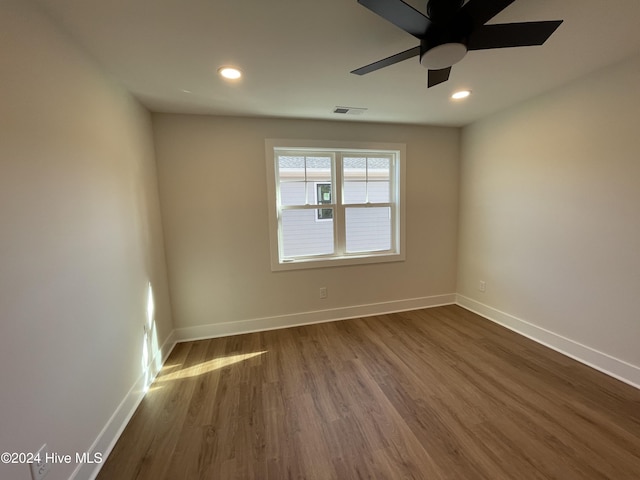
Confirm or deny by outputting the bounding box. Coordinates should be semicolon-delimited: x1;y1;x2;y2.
352;0;563;87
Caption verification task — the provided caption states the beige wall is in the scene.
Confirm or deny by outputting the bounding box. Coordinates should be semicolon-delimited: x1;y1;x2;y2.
153;115;460;332
0;2;172;479
458;54;640;383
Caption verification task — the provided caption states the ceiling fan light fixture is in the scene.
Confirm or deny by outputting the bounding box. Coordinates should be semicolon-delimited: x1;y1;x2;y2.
218;66;242;80
451;89;471;100
420;42;467;70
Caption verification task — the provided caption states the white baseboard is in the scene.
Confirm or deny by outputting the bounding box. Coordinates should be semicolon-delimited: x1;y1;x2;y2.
175;294;457;342
72;330;178;480
456;294;640;390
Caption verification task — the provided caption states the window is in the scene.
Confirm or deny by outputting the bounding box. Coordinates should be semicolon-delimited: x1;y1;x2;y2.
315;183;333;220
265;139;405;270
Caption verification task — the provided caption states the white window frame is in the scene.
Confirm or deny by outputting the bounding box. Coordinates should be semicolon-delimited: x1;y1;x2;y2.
265;139;406;271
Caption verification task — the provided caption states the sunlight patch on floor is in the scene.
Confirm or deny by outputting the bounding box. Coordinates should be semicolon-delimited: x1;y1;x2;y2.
155;351;268;382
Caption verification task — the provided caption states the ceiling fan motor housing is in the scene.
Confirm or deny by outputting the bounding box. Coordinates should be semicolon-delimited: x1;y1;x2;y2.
419;13;472;69
420;42;467;69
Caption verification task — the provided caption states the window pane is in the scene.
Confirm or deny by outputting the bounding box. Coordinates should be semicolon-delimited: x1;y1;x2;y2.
345;207;391;253
344;156;392;204
306;156;332;182
343;181;367;204
280;182;306;206
279;155;333;206
368;157;390;180
367;181;390;203
281;209;334;257
368;157;391;202
343;157;367;181
344;157;366;204
278;156;306;182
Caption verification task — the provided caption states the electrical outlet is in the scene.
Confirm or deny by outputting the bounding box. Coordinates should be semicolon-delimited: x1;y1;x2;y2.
479;281;486;292
319;287;327;299
30;444;51;480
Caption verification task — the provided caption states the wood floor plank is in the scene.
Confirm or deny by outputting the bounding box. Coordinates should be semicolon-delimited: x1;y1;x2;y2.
97;306;640;479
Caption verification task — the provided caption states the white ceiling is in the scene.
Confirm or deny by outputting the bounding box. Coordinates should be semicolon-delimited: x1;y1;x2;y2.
35;0;640;126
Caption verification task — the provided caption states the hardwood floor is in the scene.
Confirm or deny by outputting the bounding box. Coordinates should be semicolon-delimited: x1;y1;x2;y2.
97;305;640;479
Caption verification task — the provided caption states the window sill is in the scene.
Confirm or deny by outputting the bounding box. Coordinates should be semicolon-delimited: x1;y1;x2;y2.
271;251;405;272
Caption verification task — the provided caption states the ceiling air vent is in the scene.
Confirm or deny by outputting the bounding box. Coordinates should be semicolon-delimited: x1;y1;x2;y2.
333;106;367;115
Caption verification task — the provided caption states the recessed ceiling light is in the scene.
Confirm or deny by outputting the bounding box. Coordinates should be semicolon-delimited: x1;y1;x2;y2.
451;90;471;100
218;67;242;80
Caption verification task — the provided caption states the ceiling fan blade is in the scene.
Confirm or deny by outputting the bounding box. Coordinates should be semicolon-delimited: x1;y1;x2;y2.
357;0;431;39
460;0;516;28
427;67;451;87
351;46;420;75
467;21;563;50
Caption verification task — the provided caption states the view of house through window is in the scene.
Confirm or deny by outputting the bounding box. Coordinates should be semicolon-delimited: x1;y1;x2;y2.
266;141;405;270
315;183;333;220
